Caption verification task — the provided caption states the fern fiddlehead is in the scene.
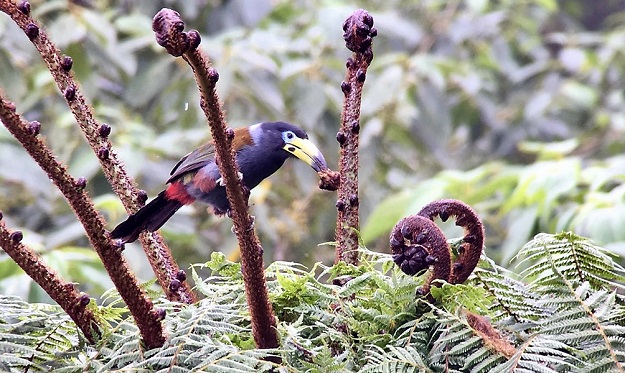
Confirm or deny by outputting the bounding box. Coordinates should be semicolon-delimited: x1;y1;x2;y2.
390;199;485;295
390;214;451;295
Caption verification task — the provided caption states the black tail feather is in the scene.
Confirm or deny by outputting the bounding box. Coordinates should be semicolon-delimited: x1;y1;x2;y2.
110;192;183;243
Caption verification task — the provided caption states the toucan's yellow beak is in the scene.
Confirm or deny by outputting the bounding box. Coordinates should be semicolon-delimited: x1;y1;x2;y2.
283;137;328;172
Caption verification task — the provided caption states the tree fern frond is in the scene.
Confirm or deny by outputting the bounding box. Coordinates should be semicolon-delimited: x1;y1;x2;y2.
394;316;436;350
427;306;511;372
360;345;430;373
266;260;311;275
581;356;625;373
532;278;625;370
515;232;625;290
0;295;88;371
337;272;374;298
467;351;506;373
192;349;276;372
489;336;577;373
473;267;547;323
0;354;46;372
98;333;145;370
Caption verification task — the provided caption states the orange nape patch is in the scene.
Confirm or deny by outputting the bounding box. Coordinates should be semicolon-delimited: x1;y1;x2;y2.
165;182;195;205
232;127;254;151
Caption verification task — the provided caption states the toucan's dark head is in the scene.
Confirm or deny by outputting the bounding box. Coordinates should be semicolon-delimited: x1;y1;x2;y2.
247;121;328;172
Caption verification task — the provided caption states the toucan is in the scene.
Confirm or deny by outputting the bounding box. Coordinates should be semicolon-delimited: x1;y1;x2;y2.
111;121;328;243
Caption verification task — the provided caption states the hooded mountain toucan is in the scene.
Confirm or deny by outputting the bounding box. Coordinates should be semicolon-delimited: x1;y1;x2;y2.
111;121;328;243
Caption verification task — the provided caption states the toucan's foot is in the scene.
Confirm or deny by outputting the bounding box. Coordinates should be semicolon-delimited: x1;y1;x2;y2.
231;215;255;234
113;238;125;252
216;172;244;187
213;207;228;216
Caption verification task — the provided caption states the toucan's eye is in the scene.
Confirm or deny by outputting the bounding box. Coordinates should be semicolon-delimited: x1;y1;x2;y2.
282;131;296;142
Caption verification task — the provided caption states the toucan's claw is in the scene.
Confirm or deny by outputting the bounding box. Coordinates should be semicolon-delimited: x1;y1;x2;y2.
231;215;255;234
216;172;244;187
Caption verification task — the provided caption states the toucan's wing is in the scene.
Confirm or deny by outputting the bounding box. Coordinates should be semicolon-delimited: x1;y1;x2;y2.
167;142;216;183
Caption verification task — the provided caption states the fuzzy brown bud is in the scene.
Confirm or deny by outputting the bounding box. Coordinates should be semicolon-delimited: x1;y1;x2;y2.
18;1;30;15
155;308;166;320
350;120;360;134
318;169;340;191
207;68;219;84
349;194;358;206
169;279;181;292
98;124;111;138
336;199;346;212
10;231;23;244
343;9;375;53
187;30;201;50
27;121;40;135
439;211;450;222
25;23;38;40
152;8;188;57
61;55;73;72
79;294;90;306
75;177;87;190
97;146;109;160
64;85;76;101
356;69;366;82
336;131;347;145
341;81;351;95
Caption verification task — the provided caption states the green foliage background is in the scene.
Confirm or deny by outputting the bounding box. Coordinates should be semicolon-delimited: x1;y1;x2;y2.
1;0;625;303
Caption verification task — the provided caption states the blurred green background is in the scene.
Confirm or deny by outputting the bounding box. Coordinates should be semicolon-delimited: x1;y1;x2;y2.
1;0;625;302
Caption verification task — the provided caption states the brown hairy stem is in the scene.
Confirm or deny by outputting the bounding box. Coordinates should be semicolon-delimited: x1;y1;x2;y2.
0;0;194;304
390;199;484;297
0;94;165;348
0;220;100;343
464;310;516;358
152;8;279;352
334;9;377;265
